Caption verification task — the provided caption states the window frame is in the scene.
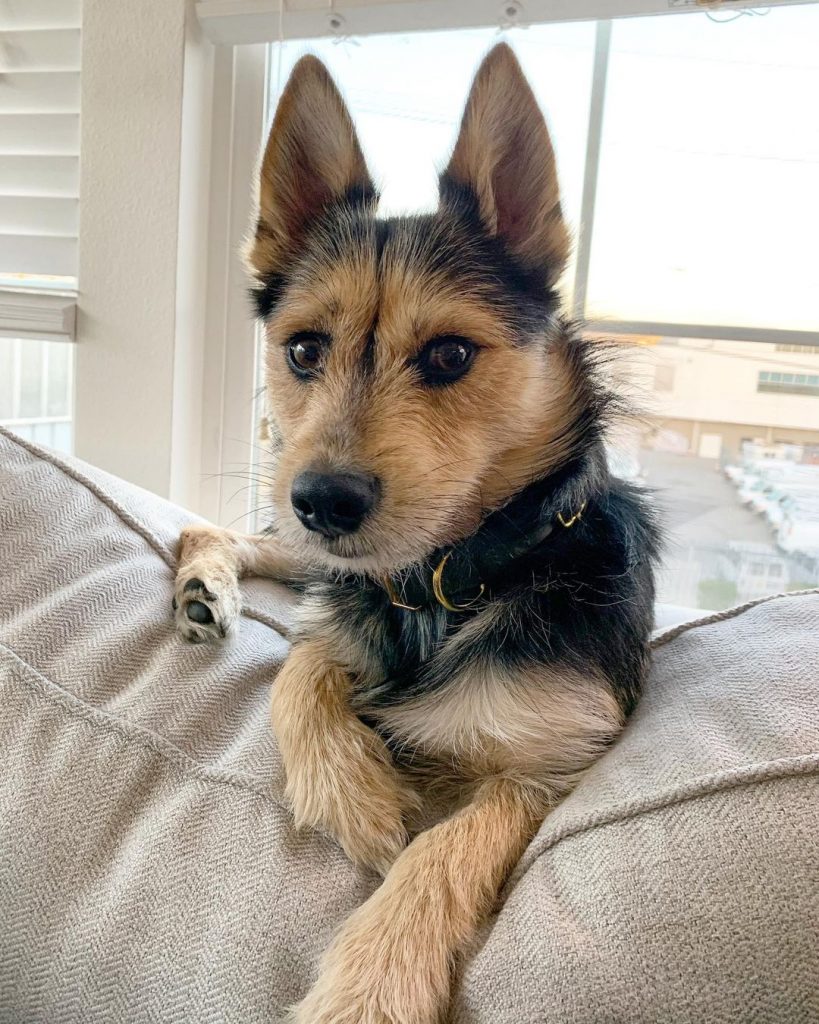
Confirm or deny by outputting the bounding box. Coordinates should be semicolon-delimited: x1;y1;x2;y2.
71;0;819;528
197;42;270;527
208;0;819;528
195;0;819;45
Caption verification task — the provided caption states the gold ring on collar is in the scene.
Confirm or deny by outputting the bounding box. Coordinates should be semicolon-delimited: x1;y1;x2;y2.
431;551;486;613
557;501;587;529
382;575;421;611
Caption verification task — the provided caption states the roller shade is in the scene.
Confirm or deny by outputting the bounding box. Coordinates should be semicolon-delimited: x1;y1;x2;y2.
0;1;82;281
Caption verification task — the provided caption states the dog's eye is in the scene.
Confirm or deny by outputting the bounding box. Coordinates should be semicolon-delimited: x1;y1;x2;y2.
286;333;327;378
416;337;476;386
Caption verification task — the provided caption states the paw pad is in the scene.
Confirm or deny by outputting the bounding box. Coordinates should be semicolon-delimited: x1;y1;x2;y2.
186;600;214;625
173;572;238;643
183;578;216;601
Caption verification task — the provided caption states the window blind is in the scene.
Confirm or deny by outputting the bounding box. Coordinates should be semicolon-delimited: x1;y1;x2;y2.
0;0;81;282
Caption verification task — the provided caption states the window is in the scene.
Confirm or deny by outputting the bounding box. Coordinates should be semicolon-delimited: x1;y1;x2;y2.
0;0;80;452
629;337;819;610
654;364;675;392
758;371;819;396
0;337;73;453
0;3;80;283
241;5;819;610
777;344;819;355
585;6;818;333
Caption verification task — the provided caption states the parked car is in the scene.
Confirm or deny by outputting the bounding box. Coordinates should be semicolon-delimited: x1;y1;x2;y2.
738;475;765;506
765;491;791;531
777;510;819;557
768;491;818;530
749;483;779;516
737;464;819;505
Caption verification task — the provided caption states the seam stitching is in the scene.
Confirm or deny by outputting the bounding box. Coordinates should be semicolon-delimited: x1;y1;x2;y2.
650;587;819;650
507;753;819;895
0;427;294;639
0;639;290;814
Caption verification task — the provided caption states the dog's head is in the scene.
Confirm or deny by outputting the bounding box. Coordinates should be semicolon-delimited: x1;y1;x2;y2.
248;44;589;574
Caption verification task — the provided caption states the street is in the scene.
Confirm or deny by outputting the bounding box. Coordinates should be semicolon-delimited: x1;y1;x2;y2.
641;450;770;548
637;450;816;609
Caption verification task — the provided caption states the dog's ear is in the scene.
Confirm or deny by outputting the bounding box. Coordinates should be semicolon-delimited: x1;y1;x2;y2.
247;55;375;280
441;43;569;286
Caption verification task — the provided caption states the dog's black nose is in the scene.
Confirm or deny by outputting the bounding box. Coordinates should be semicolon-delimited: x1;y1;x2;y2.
291;470;379;538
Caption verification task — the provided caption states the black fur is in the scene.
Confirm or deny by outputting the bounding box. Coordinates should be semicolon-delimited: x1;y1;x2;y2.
260;180;661;755
251;185;561;340
300;436;661;733
251;272;286;320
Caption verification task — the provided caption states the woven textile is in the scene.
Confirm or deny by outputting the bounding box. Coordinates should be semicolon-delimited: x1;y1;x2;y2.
1;426;817;1023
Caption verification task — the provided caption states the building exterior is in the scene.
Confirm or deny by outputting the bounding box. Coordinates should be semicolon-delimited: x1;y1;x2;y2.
634;339;819;462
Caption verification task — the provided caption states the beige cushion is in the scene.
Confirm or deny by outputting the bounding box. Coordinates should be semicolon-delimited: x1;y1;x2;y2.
1;426;817;1023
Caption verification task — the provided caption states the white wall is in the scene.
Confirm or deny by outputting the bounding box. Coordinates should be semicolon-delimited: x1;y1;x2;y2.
75;0;213;507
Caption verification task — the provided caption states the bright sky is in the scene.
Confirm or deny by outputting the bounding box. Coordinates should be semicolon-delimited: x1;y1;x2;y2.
269;6;819;334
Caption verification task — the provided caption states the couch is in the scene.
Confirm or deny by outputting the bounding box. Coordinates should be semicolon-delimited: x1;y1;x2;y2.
1;426;817;1023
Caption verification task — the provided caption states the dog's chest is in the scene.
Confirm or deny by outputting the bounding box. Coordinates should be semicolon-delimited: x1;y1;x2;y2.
340;598;459;698
299;581;486;699
297;578;625;777
315;592;622;779
328;599;516;763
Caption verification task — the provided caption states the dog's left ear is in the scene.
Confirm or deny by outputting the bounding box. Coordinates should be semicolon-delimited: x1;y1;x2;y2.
247;55;375;281
441;43;569;287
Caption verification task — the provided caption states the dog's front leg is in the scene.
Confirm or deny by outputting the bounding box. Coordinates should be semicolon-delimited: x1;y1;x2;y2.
292;776;546;1024
174;524;298;642
271;640;419;875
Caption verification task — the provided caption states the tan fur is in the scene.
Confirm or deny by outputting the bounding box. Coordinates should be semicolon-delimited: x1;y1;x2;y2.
174;525;300;640
176;524;298;579
174;44;629;1024
246;55;374;281
444;44;570;284
371;658;623;785
291;777;546;1024
270;640;420;874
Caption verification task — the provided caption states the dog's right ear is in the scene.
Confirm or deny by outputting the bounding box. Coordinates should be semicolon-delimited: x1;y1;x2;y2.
247;56;375;283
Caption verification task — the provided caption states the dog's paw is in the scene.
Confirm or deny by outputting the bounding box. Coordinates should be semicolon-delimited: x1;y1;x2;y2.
281;719;420;875
288;991;395;1024
326;795;411;878
288;770;415;872
173;571;241;643
287;883;444;1024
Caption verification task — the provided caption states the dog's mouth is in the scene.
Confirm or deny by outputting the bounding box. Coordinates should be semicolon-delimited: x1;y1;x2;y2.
271;463;487;574
284;524;403;574
274;500;479;575
311;531;376;561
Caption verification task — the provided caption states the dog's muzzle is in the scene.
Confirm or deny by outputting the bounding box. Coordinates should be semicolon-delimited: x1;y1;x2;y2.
291;470;380;539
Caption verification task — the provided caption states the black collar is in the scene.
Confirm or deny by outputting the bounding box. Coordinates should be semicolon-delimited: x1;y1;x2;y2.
378;452;603;613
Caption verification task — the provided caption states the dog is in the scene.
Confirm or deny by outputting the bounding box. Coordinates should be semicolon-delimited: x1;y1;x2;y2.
173;43;660;1024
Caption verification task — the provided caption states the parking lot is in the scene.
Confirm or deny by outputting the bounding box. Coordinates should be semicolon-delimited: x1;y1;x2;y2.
638;450;818;610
